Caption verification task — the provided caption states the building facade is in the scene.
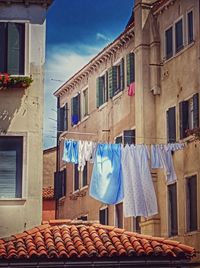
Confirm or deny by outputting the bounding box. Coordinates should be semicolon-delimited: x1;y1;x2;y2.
54;0;200;257
0;0;53;237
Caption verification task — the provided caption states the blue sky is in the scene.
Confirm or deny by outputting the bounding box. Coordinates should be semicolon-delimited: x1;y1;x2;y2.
44;0;134;149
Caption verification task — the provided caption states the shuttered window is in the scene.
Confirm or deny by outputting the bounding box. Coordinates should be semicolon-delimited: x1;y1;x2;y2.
115;136;122;144
82;162;87;187
99;207;108;225
124;129;135;145
188;11;194;44
168;183;178;236
96;73;108;108
165;27;173;59
57;102;68;132
54;169;66;200
179;94;199;139
175;19;183;53
108;59;124;98
167;107;176;143
83;89;88;117
0;136;23;198
186;175;197;232
132;217;141;233
115;202;123;228
74;164;79;191
0;22;25;75
126;53;135;86
71;94;81;126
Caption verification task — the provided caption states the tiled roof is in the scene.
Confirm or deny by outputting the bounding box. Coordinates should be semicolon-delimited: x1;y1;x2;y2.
0;220;196;261
42;186;54;199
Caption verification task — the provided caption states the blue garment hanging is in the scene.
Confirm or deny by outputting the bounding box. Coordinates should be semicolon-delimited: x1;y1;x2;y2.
62;140;79;164
89;143;124;205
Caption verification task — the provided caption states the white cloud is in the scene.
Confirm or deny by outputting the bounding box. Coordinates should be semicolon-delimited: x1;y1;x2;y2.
96;32;110;42
43;43;105;149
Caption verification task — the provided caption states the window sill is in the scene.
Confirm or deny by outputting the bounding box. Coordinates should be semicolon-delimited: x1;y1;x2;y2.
184;230;199;236
80;185;88;192
112;90;123;101
98;102;108;111
81;115;89;123
163;41;195;64
0;198;26;205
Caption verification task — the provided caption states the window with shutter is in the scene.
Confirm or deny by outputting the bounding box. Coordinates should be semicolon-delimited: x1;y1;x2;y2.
168;183;178;236
96;74;107;108
82;162;87;187
193;93;199;128
54;169;66;200
186;175;197;232
187;11;194;44
74;164;79;191
179;101;189;139
132;217;141;233
115;202;123;228
165;27;173;59
82;89;88;117
175;19;183;53
99;207;108;225
0;22;25;75
126;53;135;86
57;104;67;132
71;94;81;126
0;136;23;198
167;107;176;143
108;66;117;98
115;136;122;144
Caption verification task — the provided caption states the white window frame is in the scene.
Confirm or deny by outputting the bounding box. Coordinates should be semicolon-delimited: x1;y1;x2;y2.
0;20;30;76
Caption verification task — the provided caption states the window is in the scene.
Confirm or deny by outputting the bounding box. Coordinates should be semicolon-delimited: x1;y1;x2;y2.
82;162;87;188
179;93;199;139
175;19;183;53
132;217;141;233
77;215;88;221
126;53;135;86
186;175;197;232
96;73;108;107
165;27;173;59
82;88;88;117
115;136;122;144
108;58;124;98
71;94;81;126
54;169;66;200
0;22;25;75
124;129;135;145
187;10;194;44
0;136;23;198
115;202;123;228
57;99;68;132
99;207;108;225
74;164;79;191
168;183;178;236
167;107;176;143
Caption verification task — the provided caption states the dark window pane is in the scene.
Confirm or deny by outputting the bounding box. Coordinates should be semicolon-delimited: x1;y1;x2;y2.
0;136;23;198
115;203;123;228
126;53;135;86
115;136;122;144
175;19;183;53
188;11;194;43
71;95;81;126
193;93;199;128
179;101;189;139
167;107;176;143
99;207;108;225
7;23;25;75
74;164;79;191
124;129;135;145
133;217;141;233
168;183;178;236
82;162;87;187
187;176;197;232
165;27;173;59
0;22;7;73
54;169;66;200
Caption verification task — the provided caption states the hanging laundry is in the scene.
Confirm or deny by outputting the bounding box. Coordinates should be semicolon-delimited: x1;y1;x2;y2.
151;144;163;168
168;143;185;151
62;140;79;164
89;143;124;205
122;144;158;218
78;141;97;171
128;82;135;96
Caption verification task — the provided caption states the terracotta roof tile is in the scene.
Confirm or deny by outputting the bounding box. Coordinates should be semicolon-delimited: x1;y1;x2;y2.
42;187;54;199
0;220;196;260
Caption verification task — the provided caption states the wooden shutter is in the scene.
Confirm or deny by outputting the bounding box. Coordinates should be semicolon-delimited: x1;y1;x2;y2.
77;93;81;121
124;130;135;145
82;162;87;187
54;169;66;200
99;208;108;225
165;27;173;59
71;95;80;126
168;183;178;236
115;136;122;144
126;53;135;86
57;106;65;132
64;103;68;131
193;93;199;128
116;203;123;228
187;176;197;232
0;22;7;72
120;58;124;90
179;101;189;139
96;78;100;108
108;66;117;98
7;23;25;75
167;107;176;143
74;164;79;191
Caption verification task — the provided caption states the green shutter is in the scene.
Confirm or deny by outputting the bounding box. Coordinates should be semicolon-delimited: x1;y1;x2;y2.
108;66;117;98
126;53;135;86
120;58;124;90
7;23;25;75
0;23;7;72
96;77;100;108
